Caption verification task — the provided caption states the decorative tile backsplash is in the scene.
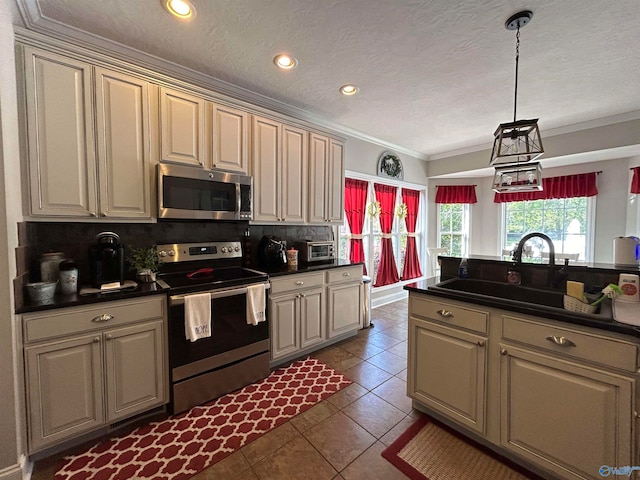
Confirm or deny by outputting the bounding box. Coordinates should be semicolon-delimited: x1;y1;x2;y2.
29;221;334;284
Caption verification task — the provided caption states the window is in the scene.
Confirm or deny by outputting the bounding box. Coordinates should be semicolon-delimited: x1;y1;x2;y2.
502;197;594;262
339;174;425;288
437;203;469;257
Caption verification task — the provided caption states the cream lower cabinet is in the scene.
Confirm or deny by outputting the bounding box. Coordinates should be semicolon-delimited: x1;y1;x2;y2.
23;46;153;219
252;115;307;223
408;292;638;480
500;345;633;480
269;272;325;361
23;296;168;453
326;265;363;337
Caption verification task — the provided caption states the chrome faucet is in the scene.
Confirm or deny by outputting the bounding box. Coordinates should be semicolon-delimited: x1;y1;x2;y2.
513;232;556;266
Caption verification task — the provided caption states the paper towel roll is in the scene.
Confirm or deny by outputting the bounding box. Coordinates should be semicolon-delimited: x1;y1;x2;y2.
614;237;639;265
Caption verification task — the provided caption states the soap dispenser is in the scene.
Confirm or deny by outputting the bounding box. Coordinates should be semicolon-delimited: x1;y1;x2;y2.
458;258;469;278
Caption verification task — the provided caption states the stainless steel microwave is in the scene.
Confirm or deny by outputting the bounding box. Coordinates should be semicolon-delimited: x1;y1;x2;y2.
294;240;336;263
158;164;252;221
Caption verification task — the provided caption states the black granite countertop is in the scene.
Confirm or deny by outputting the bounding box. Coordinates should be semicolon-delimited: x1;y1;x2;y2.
16;282;168;314
257;259;364;277
405;277;640;339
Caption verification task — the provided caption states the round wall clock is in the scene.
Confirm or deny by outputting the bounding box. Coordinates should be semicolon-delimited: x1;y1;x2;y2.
377;151;404;180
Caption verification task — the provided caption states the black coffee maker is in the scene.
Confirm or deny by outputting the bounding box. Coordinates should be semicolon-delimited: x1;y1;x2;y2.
258;235;287;268
89;232;124;287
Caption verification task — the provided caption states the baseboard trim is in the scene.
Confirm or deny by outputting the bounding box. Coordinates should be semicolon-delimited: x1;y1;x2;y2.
0;463;24;480
372;289;407;309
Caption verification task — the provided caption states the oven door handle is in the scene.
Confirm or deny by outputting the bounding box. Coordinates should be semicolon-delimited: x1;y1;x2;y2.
169;282;270;306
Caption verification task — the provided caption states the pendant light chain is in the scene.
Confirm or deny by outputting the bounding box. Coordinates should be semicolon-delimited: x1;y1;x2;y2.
513;25;520;123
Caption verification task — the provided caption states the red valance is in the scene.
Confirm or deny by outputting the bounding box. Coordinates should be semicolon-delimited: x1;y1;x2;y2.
494;172;598;203
631;167;640;194
435;185;477;204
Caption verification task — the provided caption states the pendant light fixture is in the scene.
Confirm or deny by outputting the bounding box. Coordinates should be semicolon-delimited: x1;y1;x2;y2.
490;10;544;167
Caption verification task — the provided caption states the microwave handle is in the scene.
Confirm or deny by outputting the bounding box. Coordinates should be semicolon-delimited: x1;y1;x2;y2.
236;183;241;213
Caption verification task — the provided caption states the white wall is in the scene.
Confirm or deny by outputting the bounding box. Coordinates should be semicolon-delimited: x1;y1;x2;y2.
0;0;24;477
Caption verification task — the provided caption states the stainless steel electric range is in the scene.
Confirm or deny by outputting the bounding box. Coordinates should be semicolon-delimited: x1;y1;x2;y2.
155;241;270;414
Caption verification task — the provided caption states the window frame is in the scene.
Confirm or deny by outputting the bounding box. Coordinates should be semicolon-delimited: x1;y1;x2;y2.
436;203;470;258
338;171;427;291
500;196;596;262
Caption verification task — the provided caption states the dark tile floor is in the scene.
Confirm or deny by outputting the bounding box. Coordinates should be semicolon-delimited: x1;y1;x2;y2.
32;299;413;480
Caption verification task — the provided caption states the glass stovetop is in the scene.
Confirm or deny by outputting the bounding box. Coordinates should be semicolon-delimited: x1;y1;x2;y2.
157;266;268;293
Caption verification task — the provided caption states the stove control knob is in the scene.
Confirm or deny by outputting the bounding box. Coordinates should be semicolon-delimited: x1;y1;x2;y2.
221;247;227;253
168;249;176;257
159;250;167;257
234;246;240;252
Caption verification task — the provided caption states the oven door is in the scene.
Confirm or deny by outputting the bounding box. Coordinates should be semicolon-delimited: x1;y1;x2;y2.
158;163;252;220
168;282;269;377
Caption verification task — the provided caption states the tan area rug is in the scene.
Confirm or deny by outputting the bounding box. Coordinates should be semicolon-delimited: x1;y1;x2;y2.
381;415;542;480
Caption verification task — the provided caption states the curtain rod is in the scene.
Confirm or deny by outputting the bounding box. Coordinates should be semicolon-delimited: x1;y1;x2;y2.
435;184;477;187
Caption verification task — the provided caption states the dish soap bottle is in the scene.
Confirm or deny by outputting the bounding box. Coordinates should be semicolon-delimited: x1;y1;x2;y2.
458;258;469;278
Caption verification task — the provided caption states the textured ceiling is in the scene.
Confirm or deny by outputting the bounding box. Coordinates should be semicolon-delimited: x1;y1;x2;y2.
14;0;640;158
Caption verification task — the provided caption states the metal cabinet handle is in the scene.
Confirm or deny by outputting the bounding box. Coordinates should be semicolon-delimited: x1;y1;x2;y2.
93;337;100;343
477;341;485;347
92;314;114;322
343;272;350;276
105;334;112;341
295;281;304;285
546;335;576;347
500;348;508;355
300;293;306;298
436;309;454;318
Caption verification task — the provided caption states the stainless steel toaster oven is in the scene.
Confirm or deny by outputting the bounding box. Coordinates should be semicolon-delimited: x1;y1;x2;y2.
294;240;336;263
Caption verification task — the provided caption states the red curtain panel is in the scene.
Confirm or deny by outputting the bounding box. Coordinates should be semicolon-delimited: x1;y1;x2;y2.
631;167;640;194
494;172;598;203
435;185;478;204
374;183;399;286
401;188;423;280
344;178;368;273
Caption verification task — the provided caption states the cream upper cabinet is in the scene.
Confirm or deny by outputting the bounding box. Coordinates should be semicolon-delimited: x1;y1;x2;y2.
252;116;307;223
209;103;249;173
24;47;97;217
308;133;344;224
23;47;154;219
95;68;152;218
160;87;205;167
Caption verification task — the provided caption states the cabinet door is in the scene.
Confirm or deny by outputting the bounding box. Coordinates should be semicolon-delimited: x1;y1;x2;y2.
160;87;205;166
327;139;345;224
252;116;280;222
270;293;300;360
308;133;329;223
281;124;307;223
327;282;361;338
24;47;97;217
95;68;151;218
300;288;324;349
211;103;249;173
500;345;633;480
104;320;166;422
25;334;104;452
408;317;487;434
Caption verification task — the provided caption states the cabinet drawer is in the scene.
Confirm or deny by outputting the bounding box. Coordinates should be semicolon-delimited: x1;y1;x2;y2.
24;295;166;343
269;272;324;295
326;265;363;285
410;296;488;334
502;315;638;372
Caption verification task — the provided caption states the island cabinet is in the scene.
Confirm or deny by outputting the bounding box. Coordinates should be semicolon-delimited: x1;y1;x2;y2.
251;115;307;223
308;133;344;225
407;291;639;480
269;272;325;361
159;87;249;173
23;47;153;219
22;296;168;453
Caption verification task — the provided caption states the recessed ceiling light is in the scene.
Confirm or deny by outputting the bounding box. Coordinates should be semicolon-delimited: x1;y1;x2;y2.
163;0;196;19
339;84;359;96
273;54;298;70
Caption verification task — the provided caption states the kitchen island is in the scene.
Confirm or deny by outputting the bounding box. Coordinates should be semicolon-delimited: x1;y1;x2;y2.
405;264;639;480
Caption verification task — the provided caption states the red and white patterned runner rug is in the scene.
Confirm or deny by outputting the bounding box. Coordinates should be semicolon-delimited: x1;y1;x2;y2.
55;357;351;480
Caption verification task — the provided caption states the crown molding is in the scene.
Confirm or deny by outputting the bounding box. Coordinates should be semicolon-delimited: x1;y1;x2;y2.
13;0;426;160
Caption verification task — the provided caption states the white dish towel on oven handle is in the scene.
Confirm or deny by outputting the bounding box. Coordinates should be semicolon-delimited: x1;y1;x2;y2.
247;283;266;325
184;293;212;341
